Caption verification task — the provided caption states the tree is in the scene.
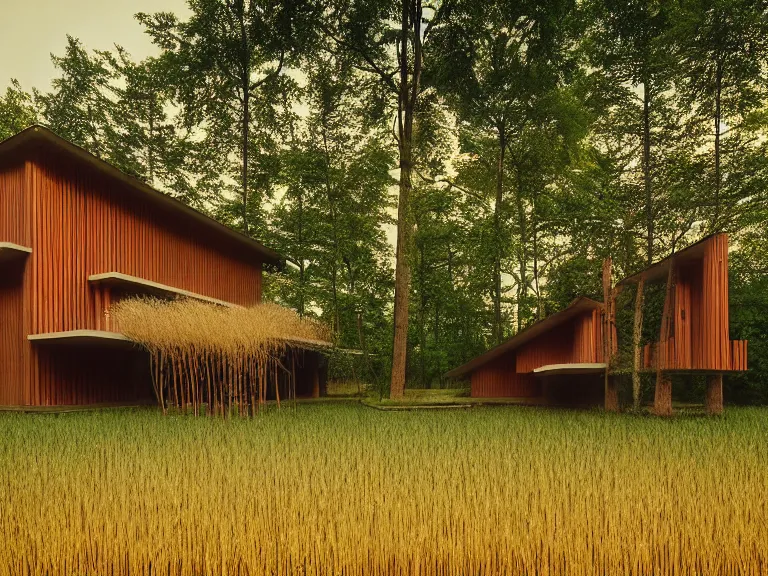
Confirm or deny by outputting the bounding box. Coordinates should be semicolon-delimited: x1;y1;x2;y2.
323;0;454;398
0;80;37;140
138;0;318;235
586;0;675;265
37;36;116;158
431;0;581;336
268;48;395;371
673;0;768;231
102;49;197;203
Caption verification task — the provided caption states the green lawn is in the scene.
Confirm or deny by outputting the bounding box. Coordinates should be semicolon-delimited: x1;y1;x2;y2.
1;403;766;575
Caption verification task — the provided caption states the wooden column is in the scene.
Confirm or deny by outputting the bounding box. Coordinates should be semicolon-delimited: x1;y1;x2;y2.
603;258;619;412
705;373;723;415
655;261;675;416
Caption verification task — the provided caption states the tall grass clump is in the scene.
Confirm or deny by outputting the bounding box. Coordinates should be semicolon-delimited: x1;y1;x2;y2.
0;405;766;575
112;297;330;416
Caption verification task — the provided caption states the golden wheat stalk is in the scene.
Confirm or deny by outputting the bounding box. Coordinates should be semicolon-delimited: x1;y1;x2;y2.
111;297;330;416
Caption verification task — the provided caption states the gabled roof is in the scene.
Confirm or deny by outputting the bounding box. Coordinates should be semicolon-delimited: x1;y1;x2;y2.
0;125;282;266
616;233;722;286
444;296;603;379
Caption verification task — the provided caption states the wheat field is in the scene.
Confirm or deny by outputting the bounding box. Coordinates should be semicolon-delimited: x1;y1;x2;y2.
1;403;766;575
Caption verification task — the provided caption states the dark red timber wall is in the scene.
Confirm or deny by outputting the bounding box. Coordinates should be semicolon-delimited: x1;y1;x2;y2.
641;234;747;372
470;354;540;398
469;309;603;399
0;139;266;407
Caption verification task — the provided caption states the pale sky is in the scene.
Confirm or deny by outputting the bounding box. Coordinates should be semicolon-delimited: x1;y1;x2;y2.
0;0;190;92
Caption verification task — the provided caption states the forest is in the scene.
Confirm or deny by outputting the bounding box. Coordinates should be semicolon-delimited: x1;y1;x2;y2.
2;0;767;402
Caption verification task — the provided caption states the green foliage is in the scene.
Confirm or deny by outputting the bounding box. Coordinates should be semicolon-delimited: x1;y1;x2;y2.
0;80;37;140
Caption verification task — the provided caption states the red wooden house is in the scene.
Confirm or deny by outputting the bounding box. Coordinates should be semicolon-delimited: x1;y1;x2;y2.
0;126;324;408
445;297;607;406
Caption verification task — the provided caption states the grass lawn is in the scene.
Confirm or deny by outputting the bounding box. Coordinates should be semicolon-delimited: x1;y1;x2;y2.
1;403;766;575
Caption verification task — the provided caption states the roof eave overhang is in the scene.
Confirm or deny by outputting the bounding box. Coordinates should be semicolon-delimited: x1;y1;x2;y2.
0;125;283;267
444;296;604;379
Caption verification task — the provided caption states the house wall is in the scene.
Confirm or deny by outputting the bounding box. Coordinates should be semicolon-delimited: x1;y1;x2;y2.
0;159;30;405
0;148;266;406
516;310;603;373
652;234;739;372
470;353;540;398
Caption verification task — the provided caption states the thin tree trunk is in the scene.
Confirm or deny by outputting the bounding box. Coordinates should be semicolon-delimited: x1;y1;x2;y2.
493;124;506;343
632;277;645;410
654;262;675;416
532;192;541;321
242;90;250;234
390;0;422;399
297;190;305;317
643;80;652;265
434;301;441;388
239;1;250;235
603;258;619;412
418;243;427;389
713;58;723;230
147;106;155;184
516;168;527;332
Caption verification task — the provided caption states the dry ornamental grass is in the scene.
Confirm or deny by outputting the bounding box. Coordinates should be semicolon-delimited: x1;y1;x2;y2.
1;404;766;575
111;298;331;415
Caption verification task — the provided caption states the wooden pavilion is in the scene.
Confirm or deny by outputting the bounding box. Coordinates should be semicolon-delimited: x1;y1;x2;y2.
446;234;747;414
0;126;328;409
615;233;747;415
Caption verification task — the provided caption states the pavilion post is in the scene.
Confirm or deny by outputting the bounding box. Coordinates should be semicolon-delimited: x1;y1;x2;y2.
632;277;645;410
705;374;723;415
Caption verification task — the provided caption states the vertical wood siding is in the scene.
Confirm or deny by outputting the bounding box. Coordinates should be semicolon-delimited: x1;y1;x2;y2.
1;149;266;406
516;311;604;373
0;160;28;245
470;309;603;398
644;235;744;372
470;353;540;398
0;160;30;405
0;264;25;405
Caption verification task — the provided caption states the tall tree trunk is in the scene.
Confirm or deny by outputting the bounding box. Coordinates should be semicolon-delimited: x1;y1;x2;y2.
297;190;304;317
713;58;723;230
603;258;619;412
632;277;645;410
434;301;441;388
390;0;422;399
516;168;528;332
643;80;652;265
238;0;250;235
654;262;675;416
532;192;541;321
242;90;250;234
321;115;341;333
418;243;427;389
493;124;506;343
147;106;155;184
